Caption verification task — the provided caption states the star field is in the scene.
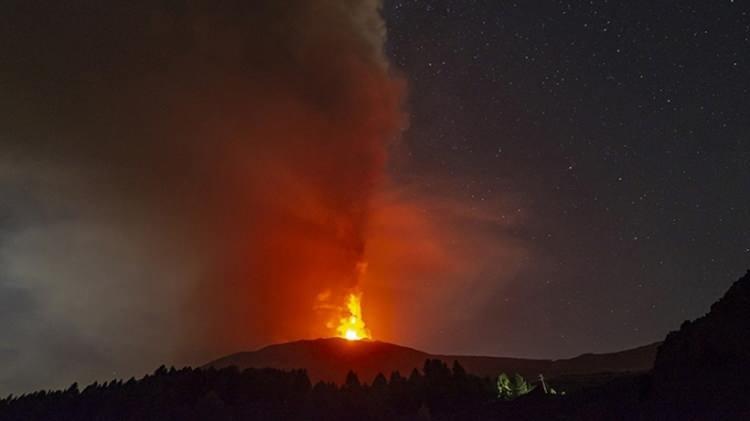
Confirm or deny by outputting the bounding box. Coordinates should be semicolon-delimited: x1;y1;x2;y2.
384;0;750;356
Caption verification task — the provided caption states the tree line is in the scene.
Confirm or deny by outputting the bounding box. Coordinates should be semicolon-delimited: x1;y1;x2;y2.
1;359;544;421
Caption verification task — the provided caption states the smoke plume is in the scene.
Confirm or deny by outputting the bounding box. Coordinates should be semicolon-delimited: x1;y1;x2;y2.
0;0;403;393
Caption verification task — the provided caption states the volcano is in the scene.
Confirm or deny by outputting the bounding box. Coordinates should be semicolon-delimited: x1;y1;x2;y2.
205;338;659;385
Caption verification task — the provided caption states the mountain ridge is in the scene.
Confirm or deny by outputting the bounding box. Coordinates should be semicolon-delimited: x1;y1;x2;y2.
650;269;750;407
206;337;660;384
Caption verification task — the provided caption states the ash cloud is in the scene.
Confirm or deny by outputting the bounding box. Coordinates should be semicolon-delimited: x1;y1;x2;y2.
0;0;403;394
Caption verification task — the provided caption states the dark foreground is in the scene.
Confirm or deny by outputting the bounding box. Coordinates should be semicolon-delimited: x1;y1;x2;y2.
2;271;749;420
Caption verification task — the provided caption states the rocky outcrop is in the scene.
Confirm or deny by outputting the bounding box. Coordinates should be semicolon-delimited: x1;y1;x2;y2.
651;270;750;410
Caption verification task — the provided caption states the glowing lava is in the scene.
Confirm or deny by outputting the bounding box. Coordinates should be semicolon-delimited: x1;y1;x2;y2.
337;292;371;341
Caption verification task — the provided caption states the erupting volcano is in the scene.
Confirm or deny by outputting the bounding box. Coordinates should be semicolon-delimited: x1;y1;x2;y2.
336;293;371;341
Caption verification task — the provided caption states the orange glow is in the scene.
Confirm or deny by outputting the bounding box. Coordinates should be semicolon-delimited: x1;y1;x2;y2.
336;292;371;341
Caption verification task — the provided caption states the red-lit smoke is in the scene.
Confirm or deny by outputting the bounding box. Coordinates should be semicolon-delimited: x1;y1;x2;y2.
0;0;404;363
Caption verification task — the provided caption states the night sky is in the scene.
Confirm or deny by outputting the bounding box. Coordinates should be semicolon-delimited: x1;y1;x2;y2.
0;0;748;396
382;0;749;355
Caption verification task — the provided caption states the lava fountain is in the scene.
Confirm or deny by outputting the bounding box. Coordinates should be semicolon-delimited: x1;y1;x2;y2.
336;292;371;341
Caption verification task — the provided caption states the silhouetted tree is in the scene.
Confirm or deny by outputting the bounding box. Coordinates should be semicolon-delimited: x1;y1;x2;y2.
371;373;387;392
344;371;361;389
452;360;467;378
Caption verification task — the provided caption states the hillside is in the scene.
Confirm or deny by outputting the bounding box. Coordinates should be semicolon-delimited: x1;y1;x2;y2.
650;270;750;409
206;337;659;384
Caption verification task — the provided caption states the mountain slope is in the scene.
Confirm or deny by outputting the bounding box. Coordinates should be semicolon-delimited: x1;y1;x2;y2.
651;270;750;406
206;337;659;384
